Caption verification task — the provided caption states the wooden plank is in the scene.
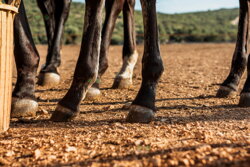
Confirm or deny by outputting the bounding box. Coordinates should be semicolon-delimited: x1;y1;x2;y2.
0;12;2;132
0;10;8;132
0;9;14;133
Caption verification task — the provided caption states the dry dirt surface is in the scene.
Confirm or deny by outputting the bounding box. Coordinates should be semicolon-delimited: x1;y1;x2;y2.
1;44;250;166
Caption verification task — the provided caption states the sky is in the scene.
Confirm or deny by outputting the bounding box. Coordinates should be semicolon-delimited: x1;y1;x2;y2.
73;0;239;14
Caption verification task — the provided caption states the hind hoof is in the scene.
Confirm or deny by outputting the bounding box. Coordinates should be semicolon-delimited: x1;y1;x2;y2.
85;87;101;100
126;105;155;123
239;93;250;107
112;77;132;89
11;98;38;118
50;104;78;122
216;86;237;98
38;72;60;86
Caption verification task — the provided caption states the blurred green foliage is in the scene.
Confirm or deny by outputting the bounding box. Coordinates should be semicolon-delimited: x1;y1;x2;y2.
25;0;239;45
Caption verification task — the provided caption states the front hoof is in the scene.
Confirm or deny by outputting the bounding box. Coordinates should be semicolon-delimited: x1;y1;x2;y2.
50;104;78;122
216;86;237;98
126;105;155;123
112;77;132;89
11;98;38;118
85;87;101;100
239;93;250;107
38;72;60;86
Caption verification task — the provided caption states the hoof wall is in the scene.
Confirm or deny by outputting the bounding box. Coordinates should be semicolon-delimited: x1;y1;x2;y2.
50;104;78;122
122;102;132;110
239;93;250;107
112;77;132;89
38;72;60;86
85;87;101;100
11;98;38;118
126;105;155;123
216;86;237;98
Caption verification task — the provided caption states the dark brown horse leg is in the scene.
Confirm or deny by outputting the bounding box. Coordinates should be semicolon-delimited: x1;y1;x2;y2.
239;51;250;106
51;0;104;122
112;0;138;89
86;0;125;98
126;0;164;123
11;1;39;118
238;1;250;106
37;0;71;86
217;0;249;98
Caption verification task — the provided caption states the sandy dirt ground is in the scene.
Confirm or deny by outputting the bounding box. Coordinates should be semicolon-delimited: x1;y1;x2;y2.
0;44;250;166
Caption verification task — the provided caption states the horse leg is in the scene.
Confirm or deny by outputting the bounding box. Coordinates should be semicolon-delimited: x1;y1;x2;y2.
37;0;71;86
51;0;104;122
86;0;125;98
11;1;39;118
112;0;138;89
217;0;249;98
239;54;250;106
237;1;250;106
126;0;164;123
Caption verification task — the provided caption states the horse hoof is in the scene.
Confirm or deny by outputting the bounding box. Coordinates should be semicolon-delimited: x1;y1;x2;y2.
216;86;237;98
126;105;155;123
50;104;78;122
38;72;60;86
11;98;38;118
85;87;101;100
239;93;250;107
112;77;132;89
122;102;132;110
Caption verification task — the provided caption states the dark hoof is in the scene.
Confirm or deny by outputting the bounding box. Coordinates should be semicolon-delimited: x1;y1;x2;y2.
112;77;132;89
11;98;38;118
122;102;132;110
38;72;60;86
50;104;78;122
239;93;250;107
85;87;101;100
216;86;237;98
126;105;155;123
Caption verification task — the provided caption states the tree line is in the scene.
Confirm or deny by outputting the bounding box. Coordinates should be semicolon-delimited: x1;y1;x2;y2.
25;0;239;45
